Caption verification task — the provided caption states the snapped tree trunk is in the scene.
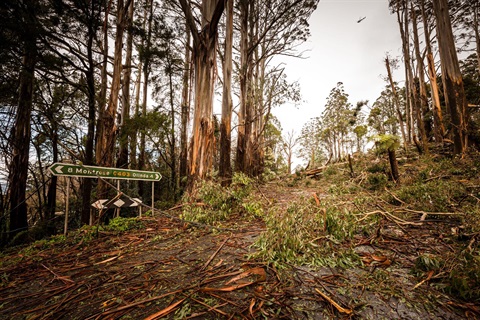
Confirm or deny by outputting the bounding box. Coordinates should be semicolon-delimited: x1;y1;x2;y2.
179;0;225;185
433;0;468;155
475;4;480;78
388;148;399;182
420;0;445;143
97;0;131;199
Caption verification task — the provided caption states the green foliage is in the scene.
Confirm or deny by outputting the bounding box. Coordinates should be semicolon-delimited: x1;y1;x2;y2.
412;250;480;301
174;302;192;319
366;162;387;174
446;250;480;300
368;86;403;135
392;180;466;212
353;125;368;139
413;254;444;276
252;202;358;268
181;173;257;225
181;180;232;225
323;165;338;177
328;183;348;195
231;172;254;199
371;134;400;153
242;196;264;218
105;217;145;232
366;173;388;190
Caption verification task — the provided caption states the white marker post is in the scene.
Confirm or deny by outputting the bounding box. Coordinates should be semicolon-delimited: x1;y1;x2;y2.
64;177;70;236
151;182;154;217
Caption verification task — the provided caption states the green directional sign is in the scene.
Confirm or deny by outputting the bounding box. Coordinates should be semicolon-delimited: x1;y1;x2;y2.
48;163;162;181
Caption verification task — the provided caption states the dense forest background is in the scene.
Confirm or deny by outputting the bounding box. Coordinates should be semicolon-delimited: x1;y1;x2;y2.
0;0;479;246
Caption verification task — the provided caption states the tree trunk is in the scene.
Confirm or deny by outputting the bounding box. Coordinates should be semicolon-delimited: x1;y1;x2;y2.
168;64;177;194
130;4;146;173
401;0;422;149
236;0;250;174
138;0;153;198
189;36;217;181
81;0;100;224
420;0;445;143
388;148;399;182
475;4;480;78
97;0;129;199
433;0;468;155
245;0;256;175
179;0;225;185
219;0;233;185
8;29;37;238
180;29;191;189
46;129;58;221
411;4;430;152
95;0;110;197
117;0;134;171
385;56;407;149
395;2;412;143
179;30;191;188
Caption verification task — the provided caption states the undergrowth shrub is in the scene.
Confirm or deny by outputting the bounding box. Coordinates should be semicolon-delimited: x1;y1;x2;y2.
413;250;480;301
328;184;349;195
446;250;480;300
181;173;258;225
366;172;388;190
391;180;466;212
323;166;338;177
106;217;144;232
252;202;359;268
367;162;387;174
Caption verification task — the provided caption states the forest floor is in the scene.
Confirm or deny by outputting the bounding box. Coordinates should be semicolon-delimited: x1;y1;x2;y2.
1;148;480;319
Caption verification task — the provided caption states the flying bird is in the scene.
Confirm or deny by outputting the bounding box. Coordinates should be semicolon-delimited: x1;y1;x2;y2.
357;16;366;23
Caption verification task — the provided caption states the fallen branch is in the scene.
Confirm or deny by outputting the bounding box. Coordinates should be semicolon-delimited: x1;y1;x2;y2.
384;188;408;206
315;288;353;315
96;290;182;318
188;296;228;316
201;237;230;271
424;175;450;182
356;210;423;226
413;270;434;290
144;298;186;320
305;167;326;177
41;264;75;284
393;208;463;221
200;267;266;292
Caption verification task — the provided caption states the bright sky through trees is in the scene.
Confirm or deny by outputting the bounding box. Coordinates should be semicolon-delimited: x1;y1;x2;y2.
275;0;403;136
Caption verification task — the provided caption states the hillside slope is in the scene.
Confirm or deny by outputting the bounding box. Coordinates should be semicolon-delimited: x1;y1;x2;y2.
0;151;479;319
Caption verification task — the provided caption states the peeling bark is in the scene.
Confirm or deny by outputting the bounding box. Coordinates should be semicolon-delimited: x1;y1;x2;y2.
433;0;468;155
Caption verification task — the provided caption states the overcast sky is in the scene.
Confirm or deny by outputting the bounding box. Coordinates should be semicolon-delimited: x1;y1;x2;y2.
274;0;404;136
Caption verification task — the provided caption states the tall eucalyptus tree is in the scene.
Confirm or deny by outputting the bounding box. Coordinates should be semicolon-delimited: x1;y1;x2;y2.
179;0;225;185
433;0;468;154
